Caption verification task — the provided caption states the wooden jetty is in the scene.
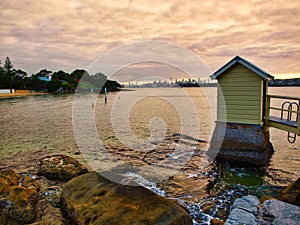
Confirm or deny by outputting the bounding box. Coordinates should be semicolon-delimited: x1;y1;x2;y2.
266;94;300;143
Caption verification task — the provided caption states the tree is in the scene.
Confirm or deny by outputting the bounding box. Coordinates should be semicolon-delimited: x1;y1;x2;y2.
35;69;52;78
70;69;87;81
52;70;70;82
12;69;27;78
4;57;13;74
29;74;48;91
10;69;28;89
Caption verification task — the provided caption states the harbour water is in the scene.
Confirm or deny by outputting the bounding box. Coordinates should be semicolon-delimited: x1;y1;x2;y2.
0;87;299;224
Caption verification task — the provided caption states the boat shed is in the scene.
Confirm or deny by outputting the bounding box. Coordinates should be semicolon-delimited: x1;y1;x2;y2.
211;56;274;125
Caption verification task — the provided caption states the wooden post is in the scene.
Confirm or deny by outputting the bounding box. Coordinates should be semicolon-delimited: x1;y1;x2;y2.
265;95;270;127
104;87;107;104
297;99;300;136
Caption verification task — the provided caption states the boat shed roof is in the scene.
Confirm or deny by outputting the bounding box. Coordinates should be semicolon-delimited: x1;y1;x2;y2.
210;56;274;80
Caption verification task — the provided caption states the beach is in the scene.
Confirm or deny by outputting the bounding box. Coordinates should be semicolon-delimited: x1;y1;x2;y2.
0;87;299;224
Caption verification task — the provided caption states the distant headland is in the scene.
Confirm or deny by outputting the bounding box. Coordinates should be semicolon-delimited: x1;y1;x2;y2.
0;57;121;94
0;57;299;94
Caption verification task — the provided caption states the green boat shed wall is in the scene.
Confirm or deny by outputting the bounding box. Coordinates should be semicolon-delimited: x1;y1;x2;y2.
211;56;274;126
217;64;264;124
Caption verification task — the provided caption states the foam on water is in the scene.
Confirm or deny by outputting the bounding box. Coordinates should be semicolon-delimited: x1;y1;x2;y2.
125;172;166;197
125;172;213;225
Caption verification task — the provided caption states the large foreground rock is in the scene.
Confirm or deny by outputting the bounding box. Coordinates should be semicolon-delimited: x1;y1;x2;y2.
262;200;300;225
60;172;193;225
38;155;88;181
279;177;300;206
0;170;39;225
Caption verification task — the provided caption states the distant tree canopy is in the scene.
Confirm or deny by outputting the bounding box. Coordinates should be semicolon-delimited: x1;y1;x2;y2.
0;57;122;93
269;78;300;87
4;57;13;73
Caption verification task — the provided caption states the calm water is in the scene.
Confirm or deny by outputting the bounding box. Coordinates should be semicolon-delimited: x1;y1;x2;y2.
0;87;299;224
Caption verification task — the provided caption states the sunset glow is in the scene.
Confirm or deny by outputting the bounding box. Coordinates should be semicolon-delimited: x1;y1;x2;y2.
1;0;300;80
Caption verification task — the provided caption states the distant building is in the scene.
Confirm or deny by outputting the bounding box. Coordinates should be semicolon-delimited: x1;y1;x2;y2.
37;76;51;82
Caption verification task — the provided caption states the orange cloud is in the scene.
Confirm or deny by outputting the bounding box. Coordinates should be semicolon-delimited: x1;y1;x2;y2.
0;0;299;78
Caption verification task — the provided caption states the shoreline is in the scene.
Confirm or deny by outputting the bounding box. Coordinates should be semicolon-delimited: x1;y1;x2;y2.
0;92;49;99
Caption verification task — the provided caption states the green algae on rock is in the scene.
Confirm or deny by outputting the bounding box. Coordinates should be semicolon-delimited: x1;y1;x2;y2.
38;155;88;181
0;170;39;225
60;172;193;225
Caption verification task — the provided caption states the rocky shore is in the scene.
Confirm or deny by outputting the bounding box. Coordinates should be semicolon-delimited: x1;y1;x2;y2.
1;152;299;225
225;195;300;225
0;154;193;225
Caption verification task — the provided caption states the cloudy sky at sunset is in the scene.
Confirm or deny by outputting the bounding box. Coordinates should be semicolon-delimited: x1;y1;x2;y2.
1;0;300;80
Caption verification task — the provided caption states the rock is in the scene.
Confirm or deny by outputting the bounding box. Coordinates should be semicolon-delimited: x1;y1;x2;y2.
225;195;260;225
225;208;258;225
279;177;300;206
44;187;62;208
0;170;39;225
262;199;300;225
111;162;141;174
230;195;260;216
60;172;193;225
211;218;225;225
201;202;215;214
226;195;300;225
209;123;274;167
31;198;64;225
38;155;88;181
215;208;230;221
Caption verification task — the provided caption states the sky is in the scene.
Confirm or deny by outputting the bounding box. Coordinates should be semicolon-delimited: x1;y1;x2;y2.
1;0;300;80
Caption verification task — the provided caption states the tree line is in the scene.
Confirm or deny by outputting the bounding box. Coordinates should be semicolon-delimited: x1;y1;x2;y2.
0;57;122;93
269;78;300;87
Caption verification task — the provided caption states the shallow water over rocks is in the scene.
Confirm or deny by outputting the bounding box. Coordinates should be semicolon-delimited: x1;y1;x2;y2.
0;87;299;224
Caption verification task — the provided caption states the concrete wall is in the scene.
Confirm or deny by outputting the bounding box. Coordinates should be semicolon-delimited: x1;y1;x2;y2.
208;122;274;166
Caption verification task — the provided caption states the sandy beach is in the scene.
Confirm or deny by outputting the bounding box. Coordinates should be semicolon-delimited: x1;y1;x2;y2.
0;92;48;98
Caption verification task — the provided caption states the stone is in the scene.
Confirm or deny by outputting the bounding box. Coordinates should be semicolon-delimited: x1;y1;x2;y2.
38;155;88;181
225;195;260;225
279;177;300;206
44;187;62;208
208;123;274;167
201;202;215;214
262;199;300;225
226;207;258;225
215;208;230;221
211;218;225;225
31;198;64;225
0;170;39;225
60;172;193;225
225;208;258;225
230;195;260;216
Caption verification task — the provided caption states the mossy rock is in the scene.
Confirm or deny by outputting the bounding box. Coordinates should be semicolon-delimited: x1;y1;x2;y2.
0;170;39;225
38;155;88;181
60;172;193;225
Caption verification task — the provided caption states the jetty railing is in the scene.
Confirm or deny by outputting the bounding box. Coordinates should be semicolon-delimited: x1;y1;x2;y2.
265;94;300;143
